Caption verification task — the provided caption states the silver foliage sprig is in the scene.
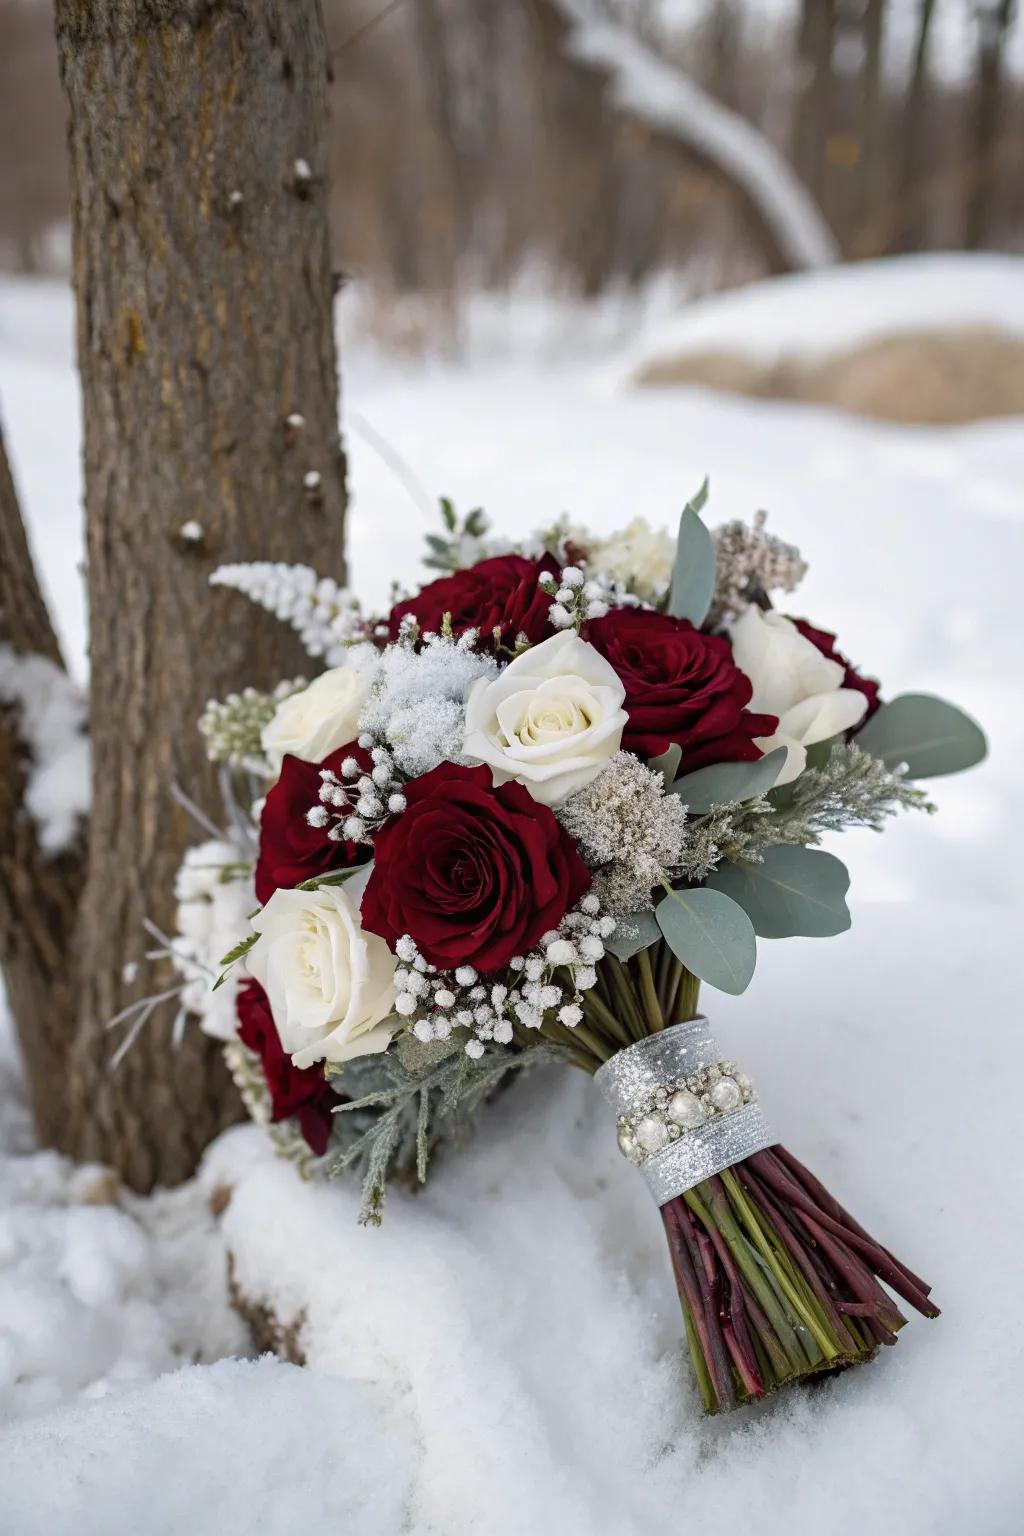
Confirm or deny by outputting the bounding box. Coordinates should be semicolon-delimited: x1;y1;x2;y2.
707;744;934;870
325;1036;549;1225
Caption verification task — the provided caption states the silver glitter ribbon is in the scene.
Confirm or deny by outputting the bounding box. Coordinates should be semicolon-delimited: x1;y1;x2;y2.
593;1018;773;1206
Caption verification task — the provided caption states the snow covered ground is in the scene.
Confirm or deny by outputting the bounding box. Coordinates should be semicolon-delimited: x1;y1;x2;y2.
1;261;1022;1533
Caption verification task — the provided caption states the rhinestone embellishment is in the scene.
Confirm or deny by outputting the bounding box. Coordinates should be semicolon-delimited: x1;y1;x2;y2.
614;1061;756;1165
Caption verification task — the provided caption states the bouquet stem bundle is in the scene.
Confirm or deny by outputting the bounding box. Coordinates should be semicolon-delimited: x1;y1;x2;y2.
540;942;939;1414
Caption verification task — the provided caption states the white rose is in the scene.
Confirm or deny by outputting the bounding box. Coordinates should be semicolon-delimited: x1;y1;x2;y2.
729;607;868;786
463;630;628;806
261;666;368;775
246;866;396;1069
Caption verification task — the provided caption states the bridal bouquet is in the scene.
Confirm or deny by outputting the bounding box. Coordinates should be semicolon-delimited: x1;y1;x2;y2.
184;491;985;1413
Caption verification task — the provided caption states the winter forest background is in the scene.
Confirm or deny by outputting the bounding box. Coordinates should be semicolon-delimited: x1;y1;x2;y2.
0;3;1022;1533
4;0;1024;299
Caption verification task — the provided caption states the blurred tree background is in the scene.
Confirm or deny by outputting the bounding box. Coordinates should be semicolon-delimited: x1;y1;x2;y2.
2;0;1021;327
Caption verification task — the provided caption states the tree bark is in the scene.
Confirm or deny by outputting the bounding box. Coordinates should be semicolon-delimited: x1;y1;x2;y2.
0;422;85;1147
21;0;350;1188
965;0;1016;248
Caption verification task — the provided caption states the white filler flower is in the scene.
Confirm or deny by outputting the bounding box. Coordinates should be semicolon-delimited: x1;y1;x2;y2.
246;866;396;1069
260;665;368;774
729;607;868;785
463;630;627;806
588;518;675;602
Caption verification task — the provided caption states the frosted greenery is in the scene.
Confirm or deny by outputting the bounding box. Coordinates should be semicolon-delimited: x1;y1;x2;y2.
325;1034;548;1225
684;743;934;877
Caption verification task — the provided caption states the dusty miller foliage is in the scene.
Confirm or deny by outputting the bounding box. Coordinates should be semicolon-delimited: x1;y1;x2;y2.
325;1034;551;1225
677;744;934;877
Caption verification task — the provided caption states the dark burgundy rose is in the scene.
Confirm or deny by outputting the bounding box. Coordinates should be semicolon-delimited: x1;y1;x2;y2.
361;762;590;973
583;608;778;768
236;980;343;1156
792;619;881;723
254;744;372;906
387;553;559;650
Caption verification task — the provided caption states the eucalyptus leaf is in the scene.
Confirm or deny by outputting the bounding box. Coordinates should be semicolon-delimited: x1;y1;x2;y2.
707;846;851;939
604;908;661;961
855;693;987;778
671;747;787;812
802;735;842;772
656;886;756;995
648;742;682;790
667;479;714;626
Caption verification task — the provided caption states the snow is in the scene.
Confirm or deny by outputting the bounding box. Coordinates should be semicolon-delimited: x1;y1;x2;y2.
0;644;90;852
1;263;1023;1531
551;0;839;271
0;1357;417;1535
0;1018;249;1426
620;252;1024;375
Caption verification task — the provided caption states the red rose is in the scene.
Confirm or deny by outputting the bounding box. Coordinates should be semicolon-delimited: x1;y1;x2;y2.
361;762;590;973
583;608;778;767
792;619;881;722
236;980;343;1155
254;745;371;906
387;554;559;650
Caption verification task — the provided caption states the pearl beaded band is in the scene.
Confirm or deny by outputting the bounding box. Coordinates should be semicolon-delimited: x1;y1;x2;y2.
593;1018;773;1207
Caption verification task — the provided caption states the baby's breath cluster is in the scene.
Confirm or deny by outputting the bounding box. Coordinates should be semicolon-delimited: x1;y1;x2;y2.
309;740;407;845
210;562;369;663
356;630;498;778
199;680;306;774
393;894;616;1056
538;563;638;631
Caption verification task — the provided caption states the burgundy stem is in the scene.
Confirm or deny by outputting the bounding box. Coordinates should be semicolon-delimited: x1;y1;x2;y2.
749;1150;939;1318
771;1145;932;1297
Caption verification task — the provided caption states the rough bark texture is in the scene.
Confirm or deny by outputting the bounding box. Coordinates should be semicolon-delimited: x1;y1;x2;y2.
0;423;86;1146
41;0;347;1188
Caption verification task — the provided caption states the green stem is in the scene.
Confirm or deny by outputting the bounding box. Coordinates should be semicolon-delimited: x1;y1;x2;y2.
580;990;634;1051
721;1168;842;1364
682;1298;717;1413
605;957;648;1040
685;1182;808;1376
667;963;702;1024
634;950;665;1032
660;955;683;1017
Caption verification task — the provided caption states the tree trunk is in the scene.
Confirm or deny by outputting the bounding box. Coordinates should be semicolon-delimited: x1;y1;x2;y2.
0;422;85;1148
965;0;1016;248
896;0;936;252
16;0;350;1189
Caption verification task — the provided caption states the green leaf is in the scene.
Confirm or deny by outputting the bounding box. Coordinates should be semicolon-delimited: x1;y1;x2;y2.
671;747;787;812
656;886;756;995
648;742;681;790
295;866;363;891
707;846;851;939
667;479;714;626
439;496;457;532
213;931;258;991
218;932;257;969
855;693;987;779
604;908;661;961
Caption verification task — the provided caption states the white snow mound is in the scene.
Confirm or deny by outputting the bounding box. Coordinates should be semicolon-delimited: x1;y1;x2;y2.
621;253;1024;377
